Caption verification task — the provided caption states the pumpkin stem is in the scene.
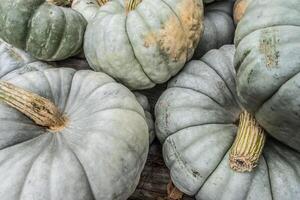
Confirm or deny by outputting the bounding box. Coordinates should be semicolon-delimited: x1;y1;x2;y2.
125;0;142;14
229;111;266;172
0;81;67;132
97;0;109;6
166;180;183;200
47;0;73;7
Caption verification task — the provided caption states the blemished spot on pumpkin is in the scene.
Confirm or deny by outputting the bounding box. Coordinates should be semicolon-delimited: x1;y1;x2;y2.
234;0;250;24
143;0;202;63
178;0;203;58
259;29;280;69
143;16;187;62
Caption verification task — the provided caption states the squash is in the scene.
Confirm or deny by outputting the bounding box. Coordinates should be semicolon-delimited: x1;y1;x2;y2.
134;92;155;143
81;0;204;89
0;0;87;61
0;67;149;200
235;0;300;152
155;45;300;199
193;0;235;58
0;40;51;80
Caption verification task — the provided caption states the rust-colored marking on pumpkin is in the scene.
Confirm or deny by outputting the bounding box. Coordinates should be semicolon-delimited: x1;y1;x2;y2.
259;29;280;69
143;0;203;62
178;0;203;59
233;0;250;24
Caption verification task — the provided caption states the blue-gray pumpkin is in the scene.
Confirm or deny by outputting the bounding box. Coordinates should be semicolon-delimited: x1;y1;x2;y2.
0;68;149;200
235;0;300;152
155;45;300;200
77;0;204;89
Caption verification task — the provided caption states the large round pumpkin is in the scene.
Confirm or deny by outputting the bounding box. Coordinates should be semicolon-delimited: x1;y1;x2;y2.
0;68;149;200
0;0;87;61
155;45;300;199
235;0;300;152
80;0;204;89
193;0;235;58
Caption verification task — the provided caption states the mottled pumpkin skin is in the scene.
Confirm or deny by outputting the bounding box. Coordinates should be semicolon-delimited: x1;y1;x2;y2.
193;0;235;58
235;0;300;152
0;0;87;61
0;40;51;80
155;45;300;200
0;68;149;200
82;0;204;89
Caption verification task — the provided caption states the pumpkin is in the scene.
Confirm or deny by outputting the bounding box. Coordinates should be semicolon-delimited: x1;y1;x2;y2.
193;0;235;58
134;92;155;143
0;0;87;61
155;45;300;199
235;0;300;152
0;67;149;200
0;40;51;80
80;0;204;89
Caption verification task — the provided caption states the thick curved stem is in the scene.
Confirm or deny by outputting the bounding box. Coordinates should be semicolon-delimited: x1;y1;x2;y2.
47;0;73;7
229;111;266;172
125;0;142;14
97;0;109;6
0;81;67;132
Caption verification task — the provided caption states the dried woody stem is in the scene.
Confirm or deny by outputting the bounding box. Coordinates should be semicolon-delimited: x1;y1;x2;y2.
97;0;109;6
125;0;142;14
0;81;67;132
229;111;266;172
47;0;73;6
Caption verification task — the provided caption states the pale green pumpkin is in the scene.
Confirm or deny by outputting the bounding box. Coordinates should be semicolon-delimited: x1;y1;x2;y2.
235;0;300;152
77;0;204;89
0;0;87;61
0;67;149;200
155;45;300;199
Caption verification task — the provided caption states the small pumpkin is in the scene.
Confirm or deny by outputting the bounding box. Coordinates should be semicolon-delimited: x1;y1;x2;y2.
80;0;204;89
193;0;235;58
0;67;149;200
155;45;300;199
0;0;87;61
235;0;300;152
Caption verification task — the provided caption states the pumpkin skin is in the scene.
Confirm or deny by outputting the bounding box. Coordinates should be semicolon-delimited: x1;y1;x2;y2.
193;0;235;58
82;0;204;89
235;0;300;152
0;68;149;200
0;0;87;61
134;92;155;143
0;40;51;80
155;45;300;199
